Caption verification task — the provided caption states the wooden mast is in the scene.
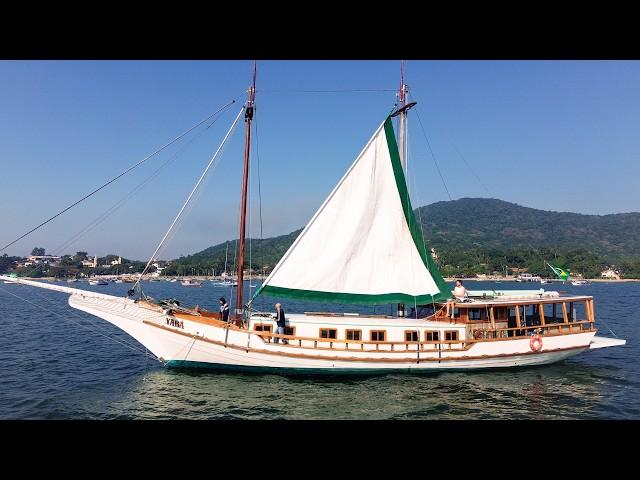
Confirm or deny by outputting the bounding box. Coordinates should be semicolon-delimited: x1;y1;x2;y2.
235;61;256;319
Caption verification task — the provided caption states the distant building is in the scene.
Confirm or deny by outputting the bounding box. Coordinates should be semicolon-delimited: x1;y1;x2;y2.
82;256;98;268
26;255;61;264
601;268;620;280
110;256;122;266
151;262;164;277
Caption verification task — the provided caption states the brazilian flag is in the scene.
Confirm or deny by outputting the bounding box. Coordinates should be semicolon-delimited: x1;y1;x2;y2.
547;263;570;283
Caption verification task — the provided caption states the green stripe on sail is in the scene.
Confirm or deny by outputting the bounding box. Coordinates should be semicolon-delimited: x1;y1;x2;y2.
253;117;452;305
383;117;451;302
259;285;448;306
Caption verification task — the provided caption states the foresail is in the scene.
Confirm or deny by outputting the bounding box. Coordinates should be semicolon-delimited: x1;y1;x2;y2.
255;117;451;305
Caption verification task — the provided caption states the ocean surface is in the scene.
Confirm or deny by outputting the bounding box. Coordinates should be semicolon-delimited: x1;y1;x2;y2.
0;280;637;419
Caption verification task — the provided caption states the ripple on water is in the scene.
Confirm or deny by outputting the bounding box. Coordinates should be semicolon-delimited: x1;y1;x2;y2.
0;281;638;419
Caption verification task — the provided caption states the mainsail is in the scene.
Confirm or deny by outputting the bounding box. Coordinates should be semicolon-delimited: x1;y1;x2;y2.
254;117;450;305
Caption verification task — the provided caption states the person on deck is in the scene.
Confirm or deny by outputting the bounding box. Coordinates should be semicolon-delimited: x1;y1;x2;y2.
219;297;230;322
453;280;469;301
272;303;288;344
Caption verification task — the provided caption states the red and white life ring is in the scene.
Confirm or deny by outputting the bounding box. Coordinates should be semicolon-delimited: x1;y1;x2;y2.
530;334;543;352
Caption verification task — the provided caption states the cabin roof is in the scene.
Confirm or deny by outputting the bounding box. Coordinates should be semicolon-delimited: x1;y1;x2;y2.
444;291;592;307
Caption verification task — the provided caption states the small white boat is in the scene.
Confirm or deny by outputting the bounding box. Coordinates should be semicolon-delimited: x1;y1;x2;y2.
89;280;109;286
571;280;588;285
181;279;202;287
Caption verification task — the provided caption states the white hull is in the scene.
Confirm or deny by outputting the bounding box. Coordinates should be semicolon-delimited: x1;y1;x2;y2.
3;277;624;374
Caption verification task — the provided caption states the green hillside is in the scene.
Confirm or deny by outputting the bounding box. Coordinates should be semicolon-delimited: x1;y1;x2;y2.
164;198;640;278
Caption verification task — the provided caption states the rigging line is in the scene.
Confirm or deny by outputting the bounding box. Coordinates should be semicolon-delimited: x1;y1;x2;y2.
452;144;492;198
412;105;453;202
0;100;236;254
252;112;265;310
0;286;159;361
28;286;157;355
51;115;218;256
257;89;396;93
407;129;430;264
133;107;245;292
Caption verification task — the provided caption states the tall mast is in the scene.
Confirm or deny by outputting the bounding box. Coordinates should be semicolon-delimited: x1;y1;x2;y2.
235;61;256;317
398;60;408;171
391;60;416;175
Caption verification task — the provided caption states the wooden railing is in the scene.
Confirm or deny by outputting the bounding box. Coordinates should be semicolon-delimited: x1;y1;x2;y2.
247;319;595;353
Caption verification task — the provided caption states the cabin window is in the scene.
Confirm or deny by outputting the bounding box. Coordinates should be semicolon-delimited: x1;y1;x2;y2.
572;301;586;322
445;330;458;342
254;324;272;333
319;328;337;339
370;330;386;342
543;303;564;324
452;307;461;318
283;326;296;336
468;308;483;321
404;331;419;342
425;331;439;342
346;329;361;341
494;307;508;320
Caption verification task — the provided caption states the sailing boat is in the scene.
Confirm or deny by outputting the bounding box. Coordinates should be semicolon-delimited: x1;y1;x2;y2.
214;243;234;286
2;63;625;373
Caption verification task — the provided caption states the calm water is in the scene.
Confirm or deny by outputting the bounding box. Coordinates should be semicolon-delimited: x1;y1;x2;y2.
0;280;637;419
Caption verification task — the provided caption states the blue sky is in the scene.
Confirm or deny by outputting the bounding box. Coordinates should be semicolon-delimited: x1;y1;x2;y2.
1;60;638;260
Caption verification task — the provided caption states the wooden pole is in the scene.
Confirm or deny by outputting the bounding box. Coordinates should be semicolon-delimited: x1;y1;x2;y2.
235;61;256;320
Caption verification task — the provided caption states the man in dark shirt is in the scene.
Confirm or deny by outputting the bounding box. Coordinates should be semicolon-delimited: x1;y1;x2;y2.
219;297;230;322
273;303;288;344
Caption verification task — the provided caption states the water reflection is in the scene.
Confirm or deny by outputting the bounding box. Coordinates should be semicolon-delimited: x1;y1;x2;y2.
1;280;637;419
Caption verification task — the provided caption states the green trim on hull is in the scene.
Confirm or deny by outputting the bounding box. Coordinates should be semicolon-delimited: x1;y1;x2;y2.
166;360;423;375
164;359;570;374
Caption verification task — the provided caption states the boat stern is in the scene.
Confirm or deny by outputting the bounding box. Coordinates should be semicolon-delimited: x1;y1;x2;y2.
589;335;626;350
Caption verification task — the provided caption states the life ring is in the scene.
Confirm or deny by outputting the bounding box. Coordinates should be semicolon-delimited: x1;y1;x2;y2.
474;330;483;340
530;334;543;352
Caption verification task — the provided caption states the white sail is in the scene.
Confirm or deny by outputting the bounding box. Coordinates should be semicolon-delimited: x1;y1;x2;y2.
256;117;450;305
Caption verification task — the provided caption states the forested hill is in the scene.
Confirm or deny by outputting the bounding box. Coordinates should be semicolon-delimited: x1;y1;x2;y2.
164;198;640;278
415;198;640;262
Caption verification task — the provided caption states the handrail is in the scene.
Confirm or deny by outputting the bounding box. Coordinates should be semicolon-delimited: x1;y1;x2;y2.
248;319;595;349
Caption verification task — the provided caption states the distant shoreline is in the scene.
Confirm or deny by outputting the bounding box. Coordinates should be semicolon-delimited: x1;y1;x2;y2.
444;277;640;283
9;275;640;283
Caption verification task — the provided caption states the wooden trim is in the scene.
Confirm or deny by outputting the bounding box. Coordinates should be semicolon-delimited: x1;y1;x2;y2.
450;296;593;308
253;323;273;333
444;330;459;342
562;302;568;323
142;320;589;363
319;328;338;340
539;303;546;326
345;329;362;341
489;306;495;329
515;305;521;329
370;330;386;342
424;330;440;342
404;330;419;342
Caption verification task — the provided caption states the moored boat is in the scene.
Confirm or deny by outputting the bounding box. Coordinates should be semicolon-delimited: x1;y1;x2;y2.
0;62;625;373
